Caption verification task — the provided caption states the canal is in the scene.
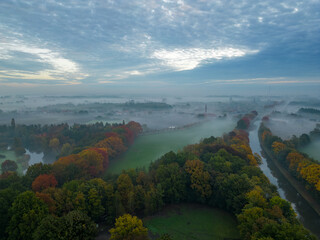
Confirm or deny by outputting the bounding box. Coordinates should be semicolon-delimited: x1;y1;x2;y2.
249;119;320;238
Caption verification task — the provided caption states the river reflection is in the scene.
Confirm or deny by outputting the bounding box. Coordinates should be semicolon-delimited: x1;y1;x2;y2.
249;120;320;239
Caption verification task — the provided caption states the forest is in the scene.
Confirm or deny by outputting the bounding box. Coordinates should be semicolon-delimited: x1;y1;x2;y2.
0;114;316;240
2;0;320;238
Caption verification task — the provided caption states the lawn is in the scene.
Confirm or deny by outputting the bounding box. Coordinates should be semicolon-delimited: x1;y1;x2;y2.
107;118;235;173
0;150;24;174
144;204;240;240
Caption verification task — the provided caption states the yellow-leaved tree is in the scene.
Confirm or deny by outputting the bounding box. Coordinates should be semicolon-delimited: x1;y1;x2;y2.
109;214;149;240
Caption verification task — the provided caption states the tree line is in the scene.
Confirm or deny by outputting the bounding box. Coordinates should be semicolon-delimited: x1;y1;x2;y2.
0;120;142;174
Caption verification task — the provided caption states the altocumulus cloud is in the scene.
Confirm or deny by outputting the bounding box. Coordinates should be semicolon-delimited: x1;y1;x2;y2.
0;0;319;90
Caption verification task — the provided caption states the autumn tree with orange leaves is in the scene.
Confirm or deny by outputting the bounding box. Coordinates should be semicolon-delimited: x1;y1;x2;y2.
32;174;58;192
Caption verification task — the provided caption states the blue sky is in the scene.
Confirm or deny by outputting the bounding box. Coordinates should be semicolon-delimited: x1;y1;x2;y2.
0;0;320;95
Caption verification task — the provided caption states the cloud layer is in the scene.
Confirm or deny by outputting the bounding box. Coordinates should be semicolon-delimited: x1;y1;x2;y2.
152;47;258;71
0;0;319;89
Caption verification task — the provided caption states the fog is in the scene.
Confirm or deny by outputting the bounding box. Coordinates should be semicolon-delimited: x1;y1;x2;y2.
1;93;320;170
0;94;259;129
264;97;320;140
1;94;319;132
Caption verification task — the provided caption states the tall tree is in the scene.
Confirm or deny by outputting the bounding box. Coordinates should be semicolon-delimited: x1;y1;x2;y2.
1;160;18;173
109;214;149;240
6;191;48;240
32;174;58;192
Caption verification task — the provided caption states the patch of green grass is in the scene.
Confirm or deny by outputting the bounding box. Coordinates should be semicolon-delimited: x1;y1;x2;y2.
107;119;235;173
299;140;320;163
0;150;24;174
144;204;240;240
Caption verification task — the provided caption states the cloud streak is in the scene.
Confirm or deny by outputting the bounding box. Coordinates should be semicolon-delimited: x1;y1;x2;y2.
152;47;259;71
0;30;87;84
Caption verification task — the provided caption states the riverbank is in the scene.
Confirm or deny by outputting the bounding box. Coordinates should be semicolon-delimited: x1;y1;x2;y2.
259;133;320;217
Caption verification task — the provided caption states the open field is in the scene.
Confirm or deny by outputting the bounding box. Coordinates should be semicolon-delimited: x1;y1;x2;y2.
0;150;23;174
143;204;240;240
300;140;320;163
107;118;235;173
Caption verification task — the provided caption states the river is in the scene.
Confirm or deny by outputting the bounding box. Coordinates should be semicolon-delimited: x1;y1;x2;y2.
249;119;320;238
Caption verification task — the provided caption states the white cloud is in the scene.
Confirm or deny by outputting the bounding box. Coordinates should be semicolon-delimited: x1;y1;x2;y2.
0;34;88;83
0;41;79;74
152;47;259;71
103;69;145;81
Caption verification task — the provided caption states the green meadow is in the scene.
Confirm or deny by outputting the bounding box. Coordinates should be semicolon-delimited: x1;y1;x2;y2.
144;204;240;240
107;118;235;173
300;140;320;163
0;150;24;174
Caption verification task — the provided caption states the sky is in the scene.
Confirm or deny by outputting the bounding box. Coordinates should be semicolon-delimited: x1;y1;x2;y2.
0;0;320;96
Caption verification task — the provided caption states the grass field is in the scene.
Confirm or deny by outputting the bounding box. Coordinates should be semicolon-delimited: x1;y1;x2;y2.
300;140;320;163
143;204;240;240
107;118;235;173
0;150;23;174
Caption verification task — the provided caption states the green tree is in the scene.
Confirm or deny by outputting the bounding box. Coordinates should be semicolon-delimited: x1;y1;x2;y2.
109;214;149;240
1;160;18;173
0;188;20;240
34;211;96;240
237;207;264;240
117;174;134;212
155;163;187;203
33;215;62;240
49;138;60;152
60;143;72;156
185;159;212;200
157;234;173;240
25;163;52;182
144;184;164;215
87;188;105;221
269;196;295;220
6;191;48;240
60;210;97;240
